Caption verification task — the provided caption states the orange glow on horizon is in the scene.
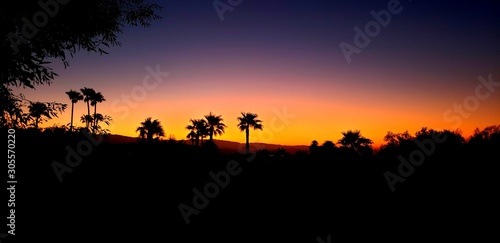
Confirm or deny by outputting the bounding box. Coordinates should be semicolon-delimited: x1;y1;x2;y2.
26;86;500;149
14;65;500;149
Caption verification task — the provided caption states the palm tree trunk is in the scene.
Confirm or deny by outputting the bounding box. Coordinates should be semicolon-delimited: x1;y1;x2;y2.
86;101;90;129
209;127;214;141
93;103;97;128
70;102;74;131
195;136;199;147
246;127;250;154
147;132;153;143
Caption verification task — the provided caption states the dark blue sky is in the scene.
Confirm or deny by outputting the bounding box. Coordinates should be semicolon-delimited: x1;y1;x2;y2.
117;0;500;82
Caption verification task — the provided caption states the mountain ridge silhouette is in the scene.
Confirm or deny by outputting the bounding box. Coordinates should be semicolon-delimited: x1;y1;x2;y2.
103;133;309;153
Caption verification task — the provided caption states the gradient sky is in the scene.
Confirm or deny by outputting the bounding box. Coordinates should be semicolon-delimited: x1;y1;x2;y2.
15;0;500;148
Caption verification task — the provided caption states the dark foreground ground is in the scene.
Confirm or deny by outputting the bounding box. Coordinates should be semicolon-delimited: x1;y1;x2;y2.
3;129;499;242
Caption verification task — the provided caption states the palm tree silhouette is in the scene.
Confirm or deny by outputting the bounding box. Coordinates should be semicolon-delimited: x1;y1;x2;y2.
28;102;50;130
92;113;112;134
197;119;209;145
186;119;199;147
338;130;373;153
65;90;83;131
204;112;227;142
186;119;208;147
136;117;165;143
80;87;96;130
137;126;147;142
186;130;197;146
90;91;105;131
237;112;263;154
80;114;93;130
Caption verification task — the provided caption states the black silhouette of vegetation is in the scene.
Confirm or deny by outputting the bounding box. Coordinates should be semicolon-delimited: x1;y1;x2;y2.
136;117;165;143
185;112;227;148
12;123;499;242
1;0;162;129
204;112;227;142
337;129;373;157
186;118;209;147
65;90;83;131
27;101;66;130
237;112;263;154
80;87;95;130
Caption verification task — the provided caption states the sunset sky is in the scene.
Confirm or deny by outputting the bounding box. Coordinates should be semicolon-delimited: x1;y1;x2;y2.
15;0;500;148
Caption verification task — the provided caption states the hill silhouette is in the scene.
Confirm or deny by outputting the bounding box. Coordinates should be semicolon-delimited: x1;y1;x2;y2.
104;133;309;154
